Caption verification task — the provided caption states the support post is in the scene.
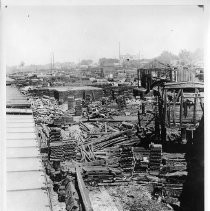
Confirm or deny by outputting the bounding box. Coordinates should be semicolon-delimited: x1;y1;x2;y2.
164;88;167;127
193;89;198;124
180;89;183;127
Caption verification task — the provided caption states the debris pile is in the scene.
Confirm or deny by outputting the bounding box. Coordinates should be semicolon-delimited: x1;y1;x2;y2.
25;88;193;210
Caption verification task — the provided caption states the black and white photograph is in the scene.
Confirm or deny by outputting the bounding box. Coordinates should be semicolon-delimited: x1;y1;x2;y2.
1;0;207;211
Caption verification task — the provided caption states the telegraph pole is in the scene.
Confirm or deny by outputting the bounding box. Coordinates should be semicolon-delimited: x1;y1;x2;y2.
119;42;120;59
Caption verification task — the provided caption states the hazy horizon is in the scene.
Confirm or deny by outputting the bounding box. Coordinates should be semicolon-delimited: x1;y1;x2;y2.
4;5;204;66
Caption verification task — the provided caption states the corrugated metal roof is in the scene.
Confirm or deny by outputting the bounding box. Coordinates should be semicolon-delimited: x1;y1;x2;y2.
6;87;51;211
7;190;50;211
7;171;46;190
7;147;40;158
6;86;31;108
6;108;33;114
7;139;38;148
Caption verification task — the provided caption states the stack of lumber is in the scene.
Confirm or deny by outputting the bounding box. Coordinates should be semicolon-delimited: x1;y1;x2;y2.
63;140;77;161
49;128;63;161
68;96;74;110
75;98;82;116
119;146;134;172
165;159;187;172
82;166;115;185
149;144;162;174
49;128;62;143
50;141;63;161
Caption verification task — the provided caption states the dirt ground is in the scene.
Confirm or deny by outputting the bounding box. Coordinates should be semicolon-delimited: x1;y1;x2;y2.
106;183;173;211
87;182;173;211
89;186;122;211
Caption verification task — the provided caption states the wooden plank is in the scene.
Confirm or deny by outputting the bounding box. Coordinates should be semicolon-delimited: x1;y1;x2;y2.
76;165;93;211
172;90;176;125
104;122;107;133
164;88;167;127
168;100;171;128
173;89;181;126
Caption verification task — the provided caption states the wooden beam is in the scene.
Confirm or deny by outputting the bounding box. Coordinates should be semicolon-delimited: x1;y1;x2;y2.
168;99;171;128
173;90;176;125
173;89;181;126
193;88;198;124
164;88;167;127
180;89;183;127
75;165;93;211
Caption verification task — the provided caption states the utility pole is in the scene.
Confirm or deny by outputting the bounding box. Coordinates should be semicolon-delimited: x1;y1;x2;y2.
52;52;54;70
50;54;52;72
50;52;55;74
138;51;141;87
119;42;120;59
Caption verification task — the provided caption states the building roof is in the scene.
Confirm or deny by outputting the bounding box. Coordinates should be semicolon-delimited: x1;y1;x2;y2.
6;87;51;211
6;86;31;108
44;85;102;92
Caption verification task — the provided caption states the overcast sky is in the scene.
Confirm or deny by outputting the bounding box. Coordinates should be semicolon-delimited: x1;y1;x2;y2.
4;5;204;66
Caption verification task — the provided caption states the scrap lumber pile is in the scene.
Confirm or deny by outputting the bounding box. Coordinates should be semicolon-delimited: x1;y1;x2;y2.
50;142;63;161
166;128;181;142
133;147;150;173
149;144;162;174
91;130;130;151
69;125;87;144
153;171;187;204
29;96;66;124
49;128;62;144
153;152;187;205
